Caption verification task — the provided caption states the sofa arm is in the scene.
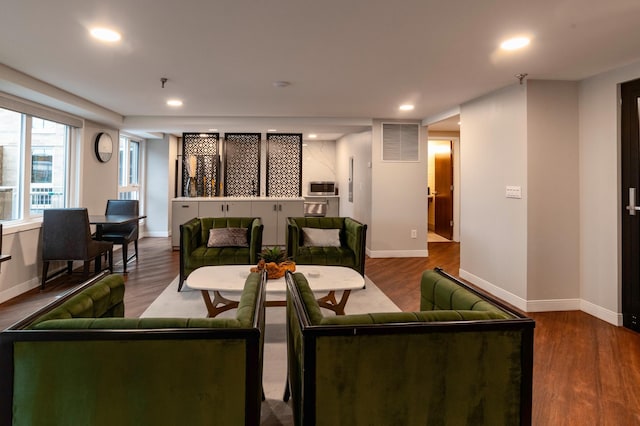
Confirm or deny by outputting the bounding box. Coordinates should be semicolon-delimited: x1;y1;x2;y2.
286;218;301;259
27;274;125;329
180;217;202;257
344;217;367;275
248;219;264;265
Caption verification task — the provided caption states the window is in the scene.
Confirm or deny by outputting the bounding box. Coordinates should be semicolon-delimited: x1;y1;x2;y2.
118;135;141;200
30;119;67;214
0;107;69;220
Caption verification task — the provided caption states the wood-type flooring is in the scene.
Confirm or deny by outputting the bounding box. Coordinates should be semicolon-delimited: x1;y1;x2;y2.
1;237;639;425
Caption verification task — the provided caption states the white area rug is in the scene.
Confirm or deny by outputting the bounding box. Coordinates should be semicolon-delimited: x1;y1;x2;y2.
141;274;400;425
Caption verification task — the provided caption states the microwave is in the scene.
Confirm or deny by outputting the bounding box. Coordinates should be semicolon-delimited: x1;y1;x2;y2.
309;181;336;195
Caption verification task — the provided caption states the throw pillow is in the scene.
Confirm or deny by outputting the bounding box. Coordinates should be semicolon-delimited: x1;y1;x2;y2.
207;228;249;248
302;227;341;247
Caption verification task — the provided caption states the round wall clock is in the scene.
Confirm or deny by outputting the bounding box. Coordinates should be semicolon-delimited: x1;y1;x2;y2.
95;132;113;163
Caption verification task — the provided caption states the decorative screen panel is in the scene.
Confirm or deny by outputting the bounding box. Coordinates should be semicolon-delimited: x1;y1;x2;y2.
182;133;220;197
224;133;261;196
266;133;302;197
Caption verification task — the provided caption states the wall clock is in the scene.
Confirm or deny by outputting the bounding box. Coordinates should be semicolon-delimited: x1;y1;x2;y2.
95;132;113;163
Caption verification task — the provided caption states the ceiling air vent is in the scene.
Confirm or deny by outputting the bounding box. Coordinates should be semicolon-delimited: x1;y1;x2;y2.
382;123;419;161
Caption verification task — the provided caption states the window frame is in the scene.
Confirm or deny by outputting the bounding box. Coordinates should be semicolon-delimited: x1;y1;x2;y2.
0;106;73;224
118;134;144;206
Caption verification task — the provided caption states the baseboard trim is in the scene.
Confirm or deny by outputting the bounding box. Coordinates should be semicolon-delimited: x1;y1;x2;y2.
458;269;528;311
141;231;169;238
0;277;40;305
580;299;622;326
367;249;428;258
459;269;622;326
526;298;581;312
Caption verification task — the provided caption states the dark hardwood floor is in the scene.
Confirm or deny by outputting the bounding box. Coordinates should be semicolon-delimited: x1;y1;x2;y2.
1;237;639;425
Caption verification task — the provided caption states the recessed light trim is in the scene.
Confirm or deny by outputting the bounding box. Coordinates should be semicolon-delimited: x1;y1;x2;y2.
272;81;291;88
166;99;183;107
90;27;121;42
399;104;415;111
500;36;530;51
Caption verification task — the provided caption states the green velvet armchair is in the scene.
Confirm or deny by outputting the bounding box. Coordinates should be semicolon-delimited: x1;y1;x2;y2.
1;270;267;426
285;268;535;426
179;217;263;291
286;217;367;276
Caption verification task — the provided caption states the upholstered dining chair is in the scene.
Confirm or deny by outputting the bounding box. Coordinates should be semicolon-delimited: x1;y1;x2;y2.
41;208;113;290
99;199;140;273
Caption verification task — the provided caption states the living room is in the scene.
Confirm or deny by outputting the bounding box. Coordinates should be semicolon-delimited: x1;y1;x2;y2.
1;1;640;424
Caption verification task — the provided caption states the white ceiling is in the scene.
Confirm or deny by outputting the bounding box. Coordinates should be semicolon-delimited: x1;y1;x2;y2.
2;0;640;140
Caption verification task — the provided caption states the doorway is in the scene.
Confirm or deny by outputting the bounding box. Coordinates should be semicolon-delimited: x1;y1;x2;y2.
621;77;640;333
428;139;454;241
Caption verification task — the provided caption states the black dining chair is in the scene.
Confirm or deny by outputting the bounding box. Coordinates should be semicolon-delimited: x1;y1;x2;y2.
99;199;140;273
41;208;113;290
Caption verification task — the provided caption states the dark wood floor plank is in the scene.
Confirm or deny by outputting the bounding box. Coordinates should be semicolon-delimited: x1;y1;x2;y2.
1;237;640;424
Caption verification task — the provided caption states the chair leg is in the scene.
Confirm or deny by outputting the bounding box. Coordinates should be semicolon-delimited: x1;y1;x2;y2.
67;261;73;275
95;254;102;273
108;248;114;272
83;261;91;278
122;243;128;273
41;261;50;290
134;240;138;260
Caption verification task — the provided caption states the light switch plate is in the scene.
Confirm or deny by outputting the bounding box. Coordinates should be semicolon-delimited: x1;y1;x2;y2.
506;186;522;199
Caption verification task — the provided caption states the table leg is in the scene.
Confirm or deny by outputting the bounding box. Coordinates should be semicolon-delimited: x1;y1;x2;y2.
201;290;239;318
317;290;351;315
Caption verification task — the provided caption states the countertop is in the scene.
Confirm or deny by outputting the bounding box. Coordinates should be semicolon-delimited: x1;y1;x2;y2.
173;196;305;201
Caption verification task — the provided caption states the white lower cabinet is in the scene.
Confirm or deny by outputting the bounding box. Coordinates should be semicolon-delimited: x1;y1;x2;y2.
171;201;199;248
172;198;303;248
251;200;303;246
198;200;252;218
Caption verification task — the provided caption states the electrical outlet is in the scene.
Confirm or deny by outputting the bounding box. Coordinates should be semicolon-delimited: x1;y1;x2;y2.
411;229;417;239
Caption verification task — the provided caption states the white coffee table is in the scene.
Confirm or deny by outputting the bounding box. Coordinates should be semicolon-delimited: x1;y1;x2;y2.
186;264;365;317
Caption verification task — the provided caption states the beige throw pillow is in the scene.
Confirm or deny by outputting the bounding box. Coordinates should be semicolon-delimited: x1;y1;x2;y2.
207;228;249;247
302;227;341;247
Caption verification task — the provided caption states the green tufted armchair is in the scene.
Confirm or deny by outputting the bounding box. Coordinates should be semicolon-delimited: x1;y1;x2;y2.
179;217;263;291
286;217;367;276
285;268;535;426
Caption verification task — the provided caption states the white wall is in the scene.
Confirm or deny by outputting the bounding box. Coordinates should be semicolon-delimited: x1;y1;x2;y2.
370;119;428;257
459;84;528;303
145;134;173;237
579;60;640;323
302;140;336;195
0;225;43;303
81;121;119;213
336;131;372;247
526;80;580;304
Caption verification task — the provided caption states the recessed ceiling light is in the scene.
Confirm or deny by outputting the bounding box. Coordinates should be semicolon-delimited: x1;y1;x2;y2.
399;104;414;111
208;128;218;132
272;81;291;88
308;134;317;139
500;37;530;51
90;27;121;42
166;99;183;107
267;129;277;132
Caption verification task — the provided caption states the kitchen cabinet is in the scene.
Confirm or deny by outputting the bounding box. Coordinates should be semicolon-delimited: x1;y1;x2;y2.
250;200;304;246
172;197;303;248
171;200;199;247
198;200;252;218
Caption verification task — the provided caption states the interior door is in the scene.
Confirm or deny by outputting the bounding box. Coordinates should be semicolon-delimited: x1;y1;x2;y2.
621;78;640;333
434;141;453;240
